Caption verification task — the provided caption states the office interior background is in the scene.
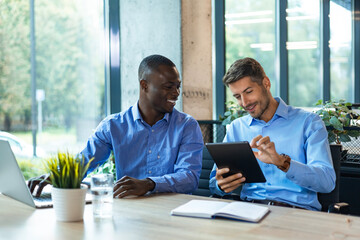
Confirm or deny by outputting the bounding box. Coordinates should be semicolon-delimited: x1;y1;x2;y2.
0;0;359;177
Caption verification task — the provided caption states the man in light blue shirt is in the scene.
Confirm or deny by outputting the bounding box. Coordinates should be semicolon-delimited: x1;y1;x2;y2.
210;57;335;210
29;55;203;198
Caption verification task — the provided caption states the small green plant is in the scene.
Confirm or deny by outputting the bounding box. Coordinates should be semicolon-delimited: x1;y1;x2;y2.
90;151;115;176
44;152;93;189
219;100;248;125
315;99;360;144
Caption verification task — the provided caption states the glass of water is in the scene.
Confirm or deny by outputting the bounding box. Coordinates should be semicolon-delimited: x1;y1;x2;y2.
90;174;114;218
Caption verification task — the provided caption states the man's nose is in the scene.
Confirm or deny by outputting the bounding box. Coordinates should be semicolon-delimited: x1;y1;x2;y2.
241;95;249;107
173;87;180;96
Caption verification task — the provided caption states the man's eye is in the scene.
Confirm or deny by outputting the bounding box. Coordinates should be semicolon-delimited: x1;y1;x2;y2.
246;90;252;94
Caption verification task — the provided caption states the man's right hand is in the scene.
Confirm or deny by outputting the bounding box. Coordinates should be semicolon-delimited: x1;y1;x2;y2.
27;174;51;197
215;168;246;193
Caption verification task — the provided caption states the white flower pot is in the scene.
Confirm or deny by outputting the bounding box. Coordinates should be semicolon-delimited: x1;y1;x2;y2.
51;185;87;222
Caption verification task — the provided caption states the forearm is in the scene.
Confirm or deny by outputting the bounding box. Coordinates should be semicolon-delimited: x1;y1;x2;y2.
149;170;199;193
286;160;336;193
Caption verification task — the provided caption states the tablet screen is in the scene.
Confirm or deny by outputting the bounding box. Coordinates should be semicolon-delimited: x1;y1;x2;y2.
206;141;266;183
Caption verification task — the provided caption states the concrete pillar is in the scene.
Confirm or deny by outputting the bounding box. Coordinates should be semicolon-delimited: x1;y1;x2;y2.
181;0;213;120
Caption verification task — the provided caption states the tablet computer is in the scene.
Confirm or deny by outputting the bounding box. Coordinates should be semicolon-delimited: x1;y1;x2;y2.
205;141;266;183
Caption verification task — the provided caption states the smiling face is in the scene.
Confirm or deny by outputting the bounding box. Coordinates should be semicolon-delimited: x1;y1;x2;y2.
229;76;275;122
141;64;181;115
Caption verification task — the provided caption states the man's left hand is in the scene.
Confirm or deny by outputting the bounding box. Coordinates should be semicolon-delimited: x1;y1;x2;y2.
113;176;155;198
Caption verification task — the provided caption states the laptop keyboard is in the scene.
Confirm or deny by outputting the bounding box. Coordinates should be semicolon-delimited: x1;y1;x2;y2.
34;192;52;202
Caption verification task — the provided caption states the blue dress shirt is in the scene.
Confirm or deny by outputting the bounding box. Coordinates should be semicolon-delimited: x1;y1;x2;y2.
81;102;204;194
210;97;335;210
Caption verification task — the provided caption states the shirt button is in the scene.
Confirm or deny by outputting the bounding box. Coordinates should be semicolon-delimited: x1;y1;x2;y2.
148;150;151;153
151;129;154;132
148;170;152;174
157;155;160;159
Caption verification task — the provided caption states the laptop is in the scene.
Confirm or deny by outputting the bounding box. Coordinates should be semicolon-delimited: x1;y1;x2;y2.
205;141;267;183
0;139;91;208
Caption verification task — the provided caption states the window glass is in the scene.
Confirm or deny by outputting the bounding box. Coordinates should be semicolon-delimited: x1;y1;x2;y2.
287;0;321;107
0;0;105;164
330;0;353;102
225;0;276;103
35;0;105;154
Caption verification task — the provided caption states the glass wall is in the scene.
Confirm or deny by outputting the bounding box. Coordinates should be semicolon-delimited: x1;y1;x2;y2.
287;0;321;107
225;0;276;102
224;0;355;107
34;0;105;154
330;0;353;102
0;0;105;168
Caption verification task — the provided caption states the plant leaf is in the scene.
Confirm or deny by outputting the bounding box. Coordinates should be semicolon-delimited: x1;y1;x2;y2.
329;116;343;131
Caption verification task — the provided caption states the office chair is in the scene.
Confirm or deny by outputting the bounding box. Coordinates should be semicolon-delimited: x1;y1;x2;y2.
318;144;350;214
192;147;215;197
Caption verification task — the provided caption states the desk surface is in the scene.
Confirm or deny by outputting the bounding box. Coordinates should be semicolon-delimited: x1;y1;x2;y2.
1;193;359;240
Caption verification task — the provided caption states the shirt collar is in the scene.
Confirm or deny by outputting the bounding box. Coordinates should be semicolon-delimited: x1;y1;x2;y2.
247;97;289;125
132;101;170;123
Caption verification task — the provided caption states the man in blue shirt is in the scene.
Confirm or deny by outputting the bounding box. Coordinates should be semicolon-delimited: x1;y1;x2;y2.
29;55;203;198
210;57;335;210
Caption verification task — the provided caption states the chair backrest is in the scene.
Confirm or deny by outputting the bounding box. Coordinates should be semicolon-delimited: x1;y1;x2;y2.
192;147;214;197
318;144;341;211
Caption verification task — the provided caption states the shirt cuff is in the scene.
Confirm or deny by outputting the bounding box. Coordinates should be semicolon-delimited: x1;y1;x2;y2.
147;176;161;193
285;159;302;180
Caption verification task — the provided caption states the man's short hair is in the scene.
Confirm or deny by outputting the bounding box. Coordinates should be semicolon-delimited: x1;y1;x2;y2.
222;57;266;87
138;54;176;81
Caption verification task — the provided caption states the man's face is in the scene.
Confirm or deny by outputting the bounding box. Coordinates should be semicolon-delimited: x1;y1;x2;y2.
144;65;181;114
228;76;272;121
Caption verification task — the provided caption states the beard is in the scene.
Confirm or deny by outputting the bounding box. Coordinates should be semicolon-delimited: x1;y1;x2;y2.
247;88;271;120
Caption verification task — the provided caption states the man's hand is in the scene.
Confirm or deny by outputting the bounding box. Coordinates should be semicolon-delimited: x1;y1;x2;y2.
27;173;51;197
250;135;289;171
113;176;155;198
215;168;246;193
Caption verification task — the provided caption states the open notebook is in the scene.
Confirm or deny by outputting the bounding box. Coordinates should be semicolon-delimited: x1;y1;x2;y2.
0;139;92;208
171;199;270;223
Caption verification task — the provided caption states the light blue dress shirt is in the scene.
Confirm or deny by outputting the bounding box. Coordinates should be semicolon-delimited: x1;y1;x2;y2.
210;97;335;210
81;102;204;194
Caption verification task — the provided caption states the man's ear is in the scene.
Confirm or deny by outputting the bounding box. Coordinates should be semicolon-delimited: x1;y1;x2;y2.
263;76;271;90
140;79;148;91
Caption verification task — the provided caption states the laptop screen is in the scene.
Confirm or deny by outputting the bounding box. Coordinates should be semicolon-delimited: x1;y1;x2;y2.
0;140;38;208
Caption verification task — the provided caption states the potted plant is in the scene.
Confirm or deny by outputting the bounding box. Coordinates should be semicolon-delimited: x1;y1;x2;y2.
219;100;248;126
314;99;360;163
44;152;93;222
314;99;360;145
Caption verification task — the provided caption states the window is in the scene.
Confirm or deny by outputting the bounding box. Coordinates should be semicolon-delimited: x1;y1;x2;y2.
223;0;358;108
225;0;276;102
287;0;321;107
330;0;353;102
0;0;105;161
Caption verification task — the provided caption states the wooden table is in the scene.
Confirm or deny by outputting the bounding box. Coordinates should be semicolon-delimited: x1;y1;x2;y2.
1;193;359;240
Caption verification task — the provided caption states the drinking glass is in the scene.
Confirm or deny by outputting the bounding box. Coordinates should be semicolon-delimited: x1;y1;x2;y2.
90;174;114;218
